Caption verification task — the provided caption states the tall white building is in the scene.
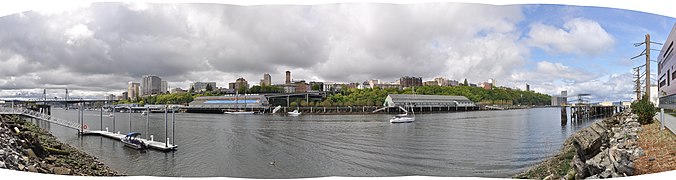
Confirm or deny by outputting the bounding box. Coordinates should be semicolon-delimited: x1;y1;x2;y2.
142;74;162;96
260;73;272;87
161;80;168;94
127;82;140;100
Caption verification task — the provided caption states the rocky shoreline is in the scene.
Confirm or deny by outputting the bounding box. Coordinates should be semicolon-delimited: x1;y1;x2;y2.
0;114;122;176
514;110;644;179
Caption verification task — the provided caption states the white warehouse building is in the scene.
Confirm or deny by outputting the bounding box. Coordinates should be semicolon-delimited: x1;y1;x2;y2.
383;94;476;107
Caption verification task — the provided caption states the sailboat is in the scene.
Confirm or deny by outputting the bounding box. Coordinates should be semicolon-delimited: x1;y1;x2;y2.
225;92;255;115
390;87;416;123
288;109;302;116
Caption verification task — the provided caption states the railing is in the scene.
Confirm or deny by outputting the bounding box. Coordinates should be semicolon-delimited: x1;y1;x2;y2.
0;107;80;130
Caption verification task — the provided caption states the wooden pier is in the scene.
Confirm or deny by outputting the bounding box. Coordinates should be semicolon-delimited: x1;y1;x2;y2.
82;130;177;151
560;105;625;125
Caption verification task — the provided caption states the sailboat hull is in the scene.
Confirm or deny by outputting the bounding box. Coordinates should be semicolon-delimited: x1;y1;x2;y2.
390;117;415;123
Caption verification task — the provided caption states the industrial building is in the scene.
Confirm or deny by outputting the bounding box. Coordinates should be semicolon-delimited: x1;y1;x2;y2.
187;95;269;112
382;94;475;107
551;91;568;106
659;23;676;109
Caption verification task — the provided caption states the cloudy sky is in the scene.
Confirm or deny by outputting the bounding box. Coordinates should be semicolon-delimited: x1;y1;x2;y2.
0;1;674;102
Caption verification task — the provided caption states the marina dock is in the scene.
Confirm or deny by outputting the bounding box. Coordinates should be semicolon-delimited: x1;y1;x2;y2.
82;130;178;151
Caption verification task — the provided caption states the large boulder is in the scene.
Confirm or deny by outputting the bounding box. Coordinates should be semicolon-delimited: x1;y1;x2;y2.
573;122;608;161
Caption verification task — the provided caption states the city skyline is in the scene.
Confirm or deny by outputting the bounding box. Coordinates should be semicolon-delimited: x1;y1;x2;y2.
0;2;675;102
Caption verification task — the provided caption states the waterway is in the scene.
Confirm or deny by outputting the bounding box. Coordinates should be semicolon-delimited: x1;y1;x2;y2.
34;107;597;178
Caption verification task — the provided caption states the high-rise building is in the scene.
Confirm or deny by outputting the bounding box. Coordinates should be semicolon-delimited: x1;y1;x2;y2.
260;73;272;87
489;78;496;87
121;92;128;100
399;76;422;88
141;74;162;96
285;71;291;84
526;83;530;91
161;81;168;94
127;82;140;100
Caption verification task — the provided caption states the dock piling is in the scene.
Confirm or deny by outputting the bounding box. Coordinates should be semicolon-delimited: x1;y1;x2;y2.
146;107;150;140
164;106;168;148
128;107;132;133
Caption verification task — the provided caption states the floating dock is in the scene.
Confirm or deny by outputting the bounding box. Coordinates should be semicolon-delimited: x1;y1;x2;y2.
82;130;178;151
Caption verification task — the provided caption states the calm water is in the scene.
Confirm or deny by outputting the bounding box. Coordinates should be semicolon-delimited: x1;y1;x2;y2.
34;107;596;178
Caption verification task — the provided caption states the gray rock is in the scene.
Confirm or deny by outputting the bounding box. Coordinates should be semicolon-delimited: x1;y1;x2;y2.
53;167;72;175
600;168;613;178
45;156;57;163
0;161;5;168
586;151;610;175
27;165;37;173
18;164;25;171
26;149;37;159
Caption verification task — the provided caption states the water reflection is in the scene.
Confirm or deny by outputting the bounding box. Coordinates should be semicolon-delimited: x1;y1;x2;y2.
31;107;601;178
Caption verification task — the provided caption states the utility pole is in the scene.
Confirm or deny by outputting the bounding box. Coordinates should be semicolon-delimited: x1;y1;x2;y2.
634;67;642;100
645;34;651;99
632;34;663;100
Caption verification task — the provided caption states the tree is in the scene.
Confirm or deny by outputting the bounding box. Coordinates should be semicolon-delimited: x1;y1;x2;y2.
312;84;321;91
189;86;195;93
463;79;468;86
205;84;213;92
631;94;656;125
237;86;248;94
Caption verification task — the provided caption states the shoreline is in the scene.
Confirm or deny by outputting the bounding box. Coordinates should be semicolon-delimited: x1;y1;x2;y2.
0;114;122;176
514;110;644;179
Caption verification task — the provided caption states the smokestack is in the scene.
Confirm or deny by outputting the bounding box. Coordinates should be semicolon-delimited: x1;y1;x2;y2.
285;71;291;84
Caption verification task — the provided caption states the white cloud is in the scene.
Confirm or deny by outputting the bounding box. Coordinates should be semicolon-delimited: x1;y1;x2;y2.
526;17;615;56
65;23;93;45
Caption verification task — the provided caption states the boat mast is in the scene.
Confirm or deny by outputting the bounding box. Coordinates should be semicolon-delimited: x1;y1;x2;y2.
412;86;415;116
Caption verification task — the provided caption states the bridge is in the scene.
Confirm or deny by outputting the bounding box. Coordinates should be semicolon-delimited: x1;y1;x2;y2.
0;106;177;151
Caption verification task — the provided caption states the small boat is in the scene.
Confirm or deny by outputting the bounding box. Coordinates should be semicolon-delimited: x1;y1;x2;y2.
141;111;148;116
390;86;415;123
121;132;147;150
288;110;301;116
107;113;114;117
390;113;415;123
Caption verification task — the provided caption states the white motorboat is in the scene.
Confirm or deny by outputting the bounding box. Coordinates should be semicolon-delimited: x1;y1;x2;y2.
107;113;114;118
121;132;147;151
141;111;148;116
288;110;301;116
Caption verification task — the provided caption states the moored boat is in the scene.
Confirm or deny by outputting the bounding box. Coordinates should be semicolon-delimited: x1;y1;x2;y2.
288;110;301;116
121;132;147;150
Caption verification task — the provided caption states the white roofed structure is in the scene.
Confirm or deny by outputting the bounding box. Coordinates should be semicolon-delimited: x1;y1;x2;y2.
383;94;475;108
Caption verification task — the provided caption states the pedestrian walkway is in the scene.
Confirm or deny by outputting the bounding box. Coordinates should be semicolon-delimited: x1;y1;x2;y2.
660;112;676;134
